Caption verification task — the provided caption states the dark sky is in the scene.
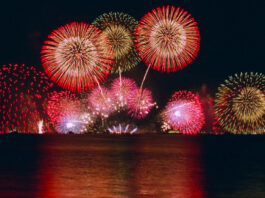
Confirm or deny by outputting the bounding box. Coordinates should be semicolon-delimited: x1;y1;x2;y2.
0;0;264;104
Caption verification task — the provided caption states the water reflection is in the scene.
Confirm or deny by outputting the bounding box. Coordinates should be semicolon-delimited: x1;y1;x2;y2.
0;135;42;197
0;135;264;197
35;136;206;197
129;137;206;197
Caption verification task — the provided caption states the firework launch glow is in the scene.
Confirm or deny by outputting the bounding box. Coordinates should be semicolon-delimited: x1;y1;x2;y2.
56;113;89;134
107;123;138;134
41;22;113;92
215;72;265;134
162;90;205;134
135;5;200;72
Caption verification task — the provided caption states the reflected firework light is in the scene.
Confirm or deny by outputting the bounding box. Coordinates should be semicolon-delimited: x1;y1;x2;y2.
88;86;115;118
128;88;156;119
41;22;114;92
110;77;138;110
135;5;200;72
162;90;205;134
92;12;140;73
215;72;265;134
0;64;54;133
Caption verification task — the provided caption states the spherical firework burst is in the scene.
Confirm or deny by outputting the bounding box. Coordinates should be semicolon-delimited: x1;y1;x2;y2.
92;12;140;73
111;77;137;110
88;86;115;118
135;5;200;72
162;90;204;134
215;72;265;134
128;88;156;119
0;64;54;133
41;22;113;92
46;90;83;133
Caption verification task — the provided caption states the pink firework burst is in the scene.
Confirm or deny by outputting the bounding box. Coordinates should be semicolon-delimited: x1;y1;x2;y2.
47;91;81;132
41;22;114;92
128;88;156;119
0;64;54;133
88;86;114;118
135;5;200;72
111;77;137;109
162;90;205;134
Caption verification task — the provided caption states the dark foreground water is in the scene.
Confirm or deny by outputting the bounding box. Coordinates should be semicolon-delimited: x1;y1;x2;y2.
0;135;265;198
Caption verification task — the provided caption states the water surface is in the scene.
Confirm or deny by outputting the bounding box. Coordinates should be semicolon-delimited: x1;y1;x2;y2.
0;135;264;198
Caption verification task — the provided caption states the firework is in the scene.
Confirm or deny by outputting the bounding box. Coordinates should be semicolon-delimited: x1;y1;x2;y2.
111;77;137;110
135;5;200;72
161;121;171;132
47;90;80;123
56;113;88;134
47;90;83;133
128;88;156;119
162;90;204;134
0;64;54;133
107;123;138;134
92;12;140;73
41;22;113;92
48;94;94;134
214;72;265;134
88;86;115;118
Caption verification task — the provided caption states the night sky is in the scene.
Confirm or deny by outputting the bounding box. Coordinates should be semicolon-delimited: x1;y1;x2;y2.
1;0;264;105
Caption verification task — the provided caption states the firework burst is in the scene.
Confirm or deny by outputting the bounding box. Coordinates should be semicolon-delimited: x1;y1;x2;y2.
46;90;82;133
92;12;140;73
128;88;156;119
56;113;89;134
111;77;137;110
41;22;113;92
88;86;115;118
215;72;265;134
0;64;54;133
135;5;200;72
162;90;204;134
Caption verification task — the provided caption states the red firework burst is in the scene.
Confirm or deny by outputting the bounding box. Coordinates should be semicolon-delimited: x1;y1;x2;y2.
127;88;156;119
135;5;200;72
0;64;54;133
41;22;114;92
88;86;115;118
46;91;81;127
162;90;204;134
111;77;137;109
